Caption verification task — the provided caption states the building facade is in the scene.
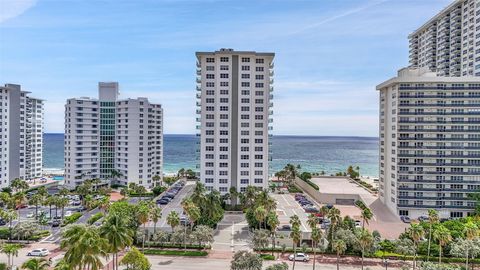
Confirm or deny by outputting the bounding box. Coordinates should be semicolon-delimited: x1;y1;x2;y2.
64;82;163;189
408;0;480;76
0;84;44;188
377;68;480;219
196;49;274;193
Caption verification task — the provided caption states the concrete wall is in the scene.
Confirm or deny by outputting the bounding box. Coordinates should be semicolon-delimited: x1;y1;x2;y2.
294;178;361;205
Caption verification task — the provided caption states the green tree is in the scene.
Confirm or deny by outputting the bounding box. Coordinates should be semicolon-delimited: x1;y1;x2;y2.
100;214;134;270
395;238;415;263
265;262;288;270
1;243;21;269
356;229;373;270
360;208;373;229
10;178;29;193
290;215;302;270
28;194;43;221
192;225;214;248
230;250;263;270
450;238;480;270
426;209;439;261
53;259;71;270
120;247;151;270
333;239;347;270
0;209;18;241
266;211;279;257
167;210;180;232
136;203;150;251
254;206;267;229
149;206;162;234
408;223;425;270
311;227;323;270
327;207;341;250
21;258;50;270
14;221;38;242
433;225;451;265
61;224;108;270
251;229;270;250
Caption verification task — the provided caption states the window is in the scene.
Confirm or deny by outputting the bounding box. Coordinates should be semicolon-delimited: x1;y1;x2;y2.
220;57;229;62
206;58;214;63
242;57;250;62
206;74;215;79
220;65;229;70
220;73;229;78
241;82;250;87
241;74;250;79
256;67;264;72
256;58;264;64
242;66;250;71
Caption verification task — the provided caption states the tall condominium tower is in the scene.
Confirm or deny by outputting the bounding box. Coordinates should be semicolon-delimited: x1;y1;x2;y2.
196;49;274;193
377;68;480;219
0;84;44;188
408;0;480;76
64;82;163;189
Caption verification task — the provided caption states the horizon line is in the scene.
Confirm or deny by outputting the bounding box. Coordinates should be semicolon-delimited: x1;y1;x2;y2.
44;132;379;138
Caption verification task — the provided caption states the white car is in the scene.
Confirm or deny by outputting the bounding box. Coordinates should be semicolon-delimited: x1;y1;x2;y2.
64;211;73;217
26;212;35;218
355;220;362;228
28;248;49;257
289;253;310;262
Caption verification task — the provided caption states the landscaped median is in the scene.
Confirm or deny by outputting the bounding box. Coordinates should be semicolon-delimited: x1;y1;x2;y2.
142;249;208;257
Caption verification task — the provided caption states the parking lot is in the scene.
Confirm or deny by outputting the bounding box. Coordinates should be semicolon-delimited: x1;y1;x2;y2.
273;193;312;239
147;181;195;231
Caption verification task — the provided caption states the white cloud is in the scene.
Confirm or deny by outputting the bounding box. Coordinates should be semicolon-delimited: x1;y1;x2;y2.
0;0;37;23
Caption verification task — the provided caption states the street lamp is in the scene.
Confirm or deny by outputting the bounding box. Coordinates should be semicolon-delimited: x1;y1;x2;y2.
383;258;389;270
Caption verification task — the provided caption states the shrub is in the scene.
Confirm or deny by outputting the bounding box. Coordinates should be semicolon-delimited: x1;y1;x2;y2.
287;185;302;193
63;212;82;225
259;254;275;260
143;249;208;256
0;263;6;270
128;192;154;197
152;186;167;196
87;212;104;225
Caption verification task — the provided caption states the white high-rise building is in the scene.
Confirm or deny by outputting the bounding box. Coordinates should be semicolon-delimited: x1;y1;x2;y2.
377;68;480;219
0;84;44;188
196;49;274;193
408;0;480;76
64;82;163;189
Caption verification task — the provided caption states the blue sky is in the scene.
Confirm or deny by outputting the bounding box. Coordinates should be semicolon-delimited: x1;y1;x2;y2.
0;0;451;136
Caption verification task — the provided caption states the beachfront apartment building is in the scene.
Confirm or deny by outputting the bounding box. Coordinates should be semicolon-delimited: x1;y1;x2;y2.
196;49;274;193
377;67;480;219
64;82;163;189
0;84;44;188
408;0;480;76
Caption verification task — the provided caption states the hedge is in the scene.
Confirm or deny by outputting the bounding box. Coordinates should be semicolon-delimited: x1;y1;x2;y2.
0;263;6;270
299;178;319;190
87;212;104;225
0;228;49;241
260;254;275;260
128;192;154;197
63;212;82;225
143;242;210;250
288;185;303;193
373;251;480;264
143;249;208;257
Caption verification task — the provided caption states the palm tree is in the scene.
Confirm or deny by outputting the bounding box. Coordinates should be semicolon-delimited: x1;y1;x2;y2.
100;214;133;270
357;229;373;270
311;227;322;270
327;207;341;250
333;239;347;270
61;224;108;270
1;243;21;269
426;209;439;261
408;223;425;270
10;178;29;193
360;208;373;229
433;225;451;264
290;223;302;270
28;194;43;221
254;206;267;229
21;258;50;270
13;192;26;220
0;209;18;241
266;211;279;257
58;197;69;220
229;187;238;207
463;221;478;270
136;203;150;251
53;259;70;270
167;210;180;233
150;206;162;234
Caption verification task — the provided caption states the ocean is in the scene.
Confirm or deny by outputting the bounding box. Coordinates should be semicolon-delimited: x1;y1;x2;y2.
43;134;379;177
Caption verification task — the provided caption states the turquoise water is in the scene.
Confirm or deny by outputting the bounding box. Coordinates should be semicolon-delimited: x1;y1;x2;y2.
53;176;64;180
43;134;379;177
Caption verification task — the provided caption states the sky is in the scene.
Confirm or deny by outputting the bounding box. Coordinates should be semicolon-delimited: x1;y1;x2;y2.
0;0;452;136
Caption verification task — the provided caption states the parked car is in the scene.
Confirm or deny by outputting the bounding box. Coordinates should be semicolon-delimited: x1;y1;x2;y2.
289;253;310;262
51;220;61;227
65;211;73;217
157;199;169;205
304;207;319;213
277;224;291;231
400;216;411;223
355;220;362;228
28;249;49;257
0;219;6;226
180;216;190;226
418;216;429;222
26;212;35;218
325;204;334;209
15;204;27;210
